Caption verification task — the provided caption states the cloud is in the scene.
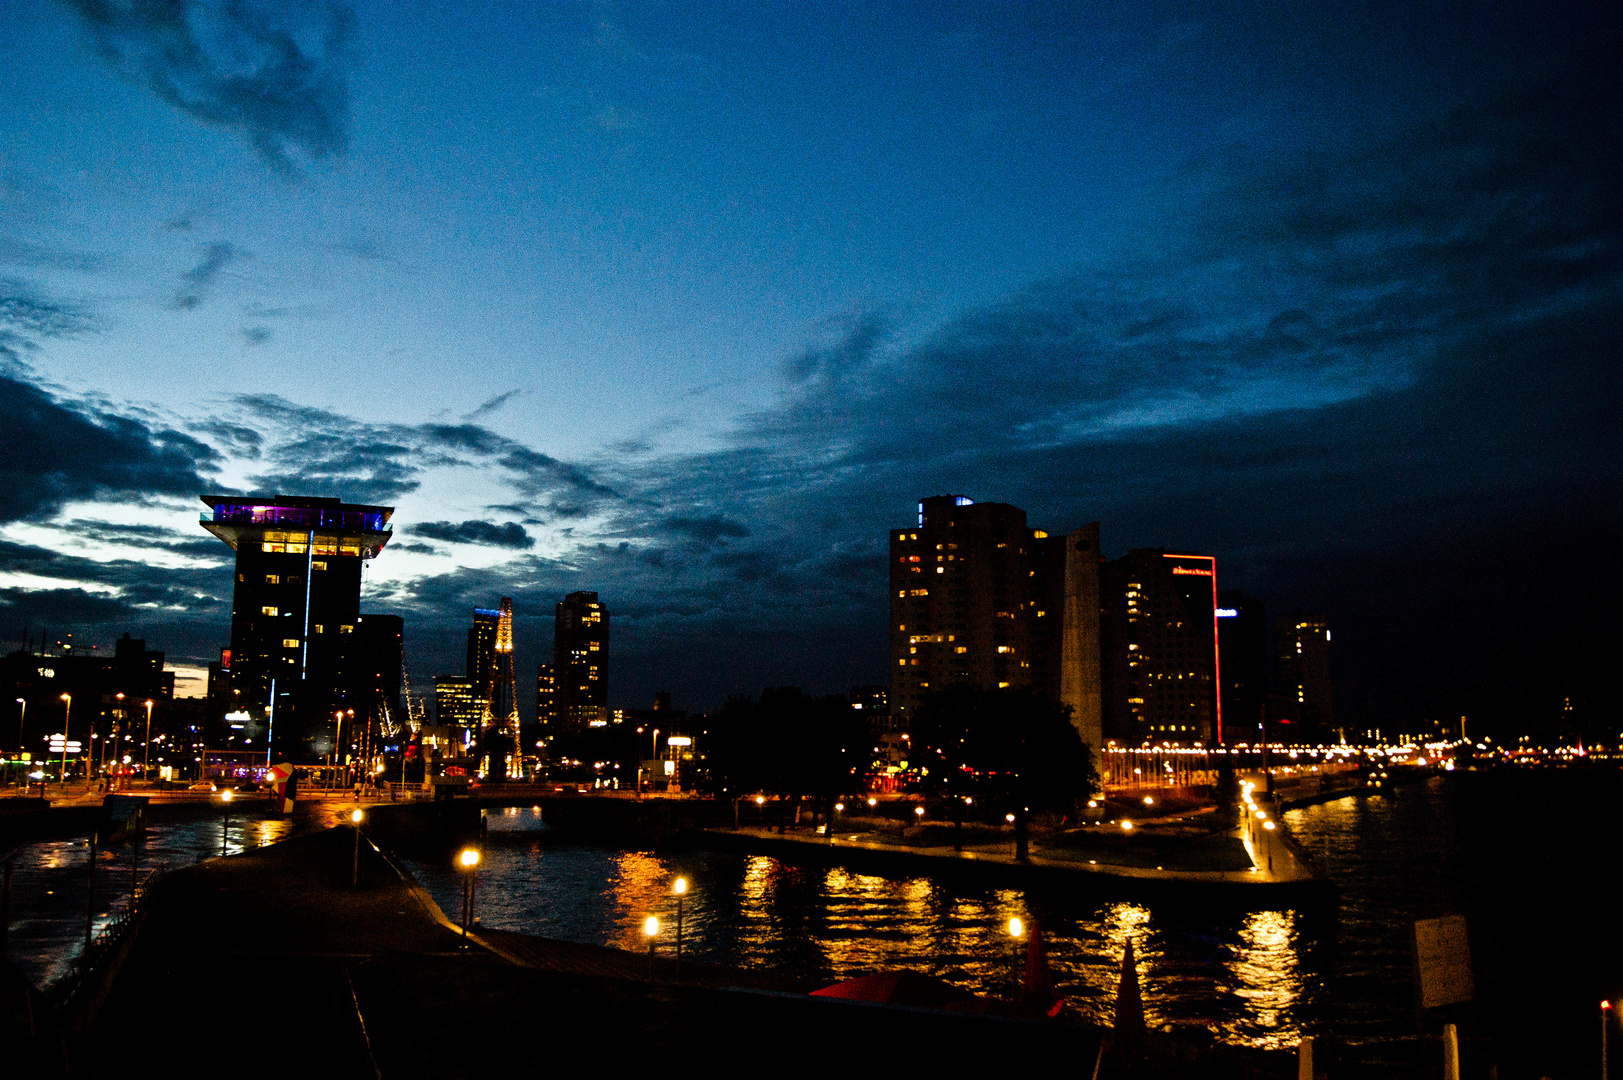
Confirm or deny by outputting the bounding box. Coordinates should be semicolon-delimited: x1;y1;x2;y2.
1;280;99;365
663;514;749;546
0;369;221;523
241;325;272;345
173;241;239;309
464;389;521;421
412;520;535;550
63;0;354;175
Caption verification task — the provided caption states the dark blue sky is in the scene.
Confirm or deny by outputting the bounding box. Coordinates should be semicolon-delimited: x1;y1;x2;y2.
2;2;1618;737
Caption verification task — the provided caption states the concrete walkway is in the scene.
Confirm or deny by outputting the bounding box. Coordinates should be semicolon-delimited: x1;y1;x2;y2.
701;822;1325;892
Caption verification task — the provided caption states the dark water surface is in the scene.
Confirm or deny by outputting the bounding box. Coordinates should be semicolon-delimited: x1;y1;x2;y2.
402;771;1619;1078
7;811;297;990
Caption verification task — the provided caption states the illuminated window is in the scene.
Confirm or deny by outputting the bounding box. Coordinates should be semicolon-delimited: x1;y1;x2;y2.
265;574;280;585
261;542;284;553
313;625;324;634
998;681;1010;688
1036;610;1046;617
955;646;967;654
339;625;353;634
282;638;300;649
997;645;1012;653
312;560;327;571
936;567;944;574
262;606;278;616
899;659;907;666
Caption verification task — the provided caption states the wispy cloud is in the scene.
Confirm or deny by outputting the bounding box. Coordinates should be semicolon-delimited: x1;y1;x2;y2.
173;242;239;310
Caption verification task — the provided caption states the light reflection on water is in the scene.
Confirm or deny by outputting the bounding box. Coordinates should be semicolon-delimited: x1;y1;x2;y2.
402;806;1318;1046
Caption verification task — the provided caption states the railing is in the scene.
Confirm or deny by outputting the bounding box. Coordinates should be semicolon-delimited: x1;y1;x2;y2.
48;866;164;1013
201;505;389;532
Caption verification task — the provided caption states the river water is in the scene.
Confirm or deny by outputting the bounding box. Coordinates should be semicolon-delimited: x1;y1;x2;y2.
398;770;1619;1079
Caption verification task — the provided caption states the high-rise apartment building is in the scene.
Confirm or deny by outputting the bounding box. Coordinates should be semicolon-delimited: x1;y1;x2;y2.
1275;614;1332;735
536;663;557;744
200;494;392;760
1100;550;1221;745
1216;591;1266;741
466;607;500;710
889;497;1035;721
554;591;608;741
887;496;1103;763
434;675;482;729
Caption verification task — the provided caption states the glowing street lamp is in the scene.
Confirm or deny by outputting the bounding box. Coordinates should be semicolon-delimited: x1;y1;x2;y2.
142;699;155;782
644;915;660;977
458;847;481;942
59;693;71;788
350;808;365;887
672;877;688;963
220;788;234;856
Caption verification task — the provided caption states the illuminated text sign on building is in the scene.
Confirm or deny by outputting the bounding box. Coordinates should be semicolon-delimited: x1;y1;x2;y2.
1171;566;1214;576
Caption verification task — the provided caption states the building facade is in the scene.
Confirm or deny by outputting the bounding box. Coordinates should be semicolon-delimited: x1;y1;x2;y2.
1216;591;1266;742
1100;550;1221;745
553;591;609;742
1275;614;1333;737
200;494;393;761
887;496;1104;766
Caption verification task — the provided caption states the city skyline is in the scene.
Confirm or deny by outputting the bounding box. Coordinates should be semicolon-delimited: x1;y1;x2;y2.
1;3;1618;737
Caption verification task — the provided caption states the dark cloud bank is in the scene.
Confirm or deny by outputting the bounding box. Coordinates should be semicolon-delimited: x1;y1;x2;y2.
6;35;1620;738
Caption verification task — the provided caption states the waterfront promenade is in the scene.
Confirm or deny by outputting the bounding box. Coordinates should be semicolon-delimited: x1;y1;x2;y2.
64;817;1103;1076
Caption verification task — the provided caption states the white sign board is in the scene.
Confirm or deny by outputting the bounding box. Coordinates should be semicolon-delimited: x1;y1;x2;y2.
1414;914;1474;1011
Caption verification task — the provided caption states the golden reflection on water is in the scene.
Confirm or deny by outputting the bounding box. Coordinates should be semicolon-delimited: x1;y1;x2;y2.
609;851;679;951
1227;909;1303;1048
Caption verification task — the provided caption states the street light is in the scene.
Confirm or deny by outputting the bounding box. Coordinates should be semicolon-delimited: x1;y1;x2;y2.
13;698;24;787
643;915;660;977
220;789;234;856
458;847;481;942
672;877;688;964
59;694;71;790
1008;917;1026;1000
351;808;365;887
142;700;154;782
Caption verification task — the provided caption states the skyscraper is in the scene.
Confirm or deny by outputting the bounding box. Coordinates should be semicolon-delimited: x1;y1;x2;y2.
535;663;557;745
887;497;1104;767
1100;550;1221;745
1275;614;1333;737
554;591;609;741
1216;591;1266;742
889;496;1034;724
200;494;393;760
466;608;500;709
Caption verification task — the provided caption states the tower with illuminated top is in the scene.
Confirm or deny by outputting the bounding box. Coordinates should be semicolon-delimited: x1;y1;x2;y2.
200;494;393;761
478;597;524;779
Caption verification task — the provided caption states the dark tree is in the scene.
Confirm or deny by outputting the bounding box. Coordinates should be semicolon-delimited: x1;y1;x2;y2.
909;688;1097;815
700;687;871;800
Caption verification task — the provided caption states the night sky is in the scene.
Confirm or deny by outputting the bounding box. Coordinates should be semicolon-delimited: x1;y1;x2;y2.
2;2;1618;739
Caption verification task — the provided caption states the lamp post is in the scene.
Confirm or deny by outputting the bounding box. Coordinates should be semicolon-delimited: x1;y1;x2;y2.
14;698;24;787
672;878;687;965
220;789;234;856
58;694;71;791
643;915;660;978
142;700;154;783
1008;916;1026;1001
458;847;480;942
350;808;365;887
